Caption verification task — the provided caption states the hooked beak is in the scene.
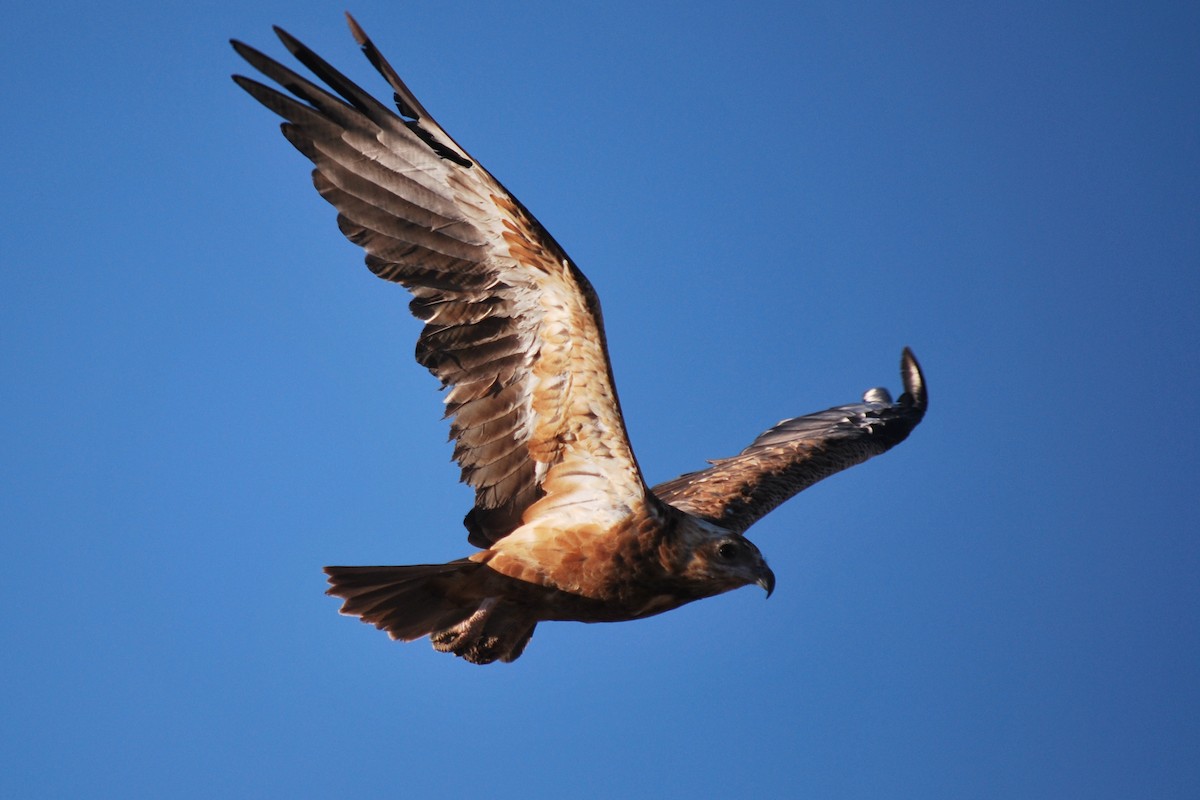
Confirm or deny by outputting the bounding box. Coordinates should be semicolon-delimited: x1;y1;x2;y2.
756;565;776;598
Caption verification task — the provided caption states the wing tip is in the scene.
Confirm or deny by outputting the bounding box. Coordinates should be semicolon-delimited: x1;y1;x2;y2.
344;11;368;45
899;347;927;412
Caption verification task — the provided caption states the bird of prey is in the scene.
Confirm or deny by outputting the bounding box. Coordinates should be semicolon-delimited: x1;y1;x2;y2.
232;15;927;664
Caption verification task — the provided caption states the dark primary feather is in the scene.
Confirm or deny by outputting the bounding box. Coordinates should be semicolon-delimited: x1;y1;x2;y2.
652;349;927;534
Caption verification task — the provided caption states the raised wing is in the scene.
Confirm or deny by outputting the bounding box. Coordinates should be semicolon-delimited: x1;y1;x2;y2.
652;349;927;534
232;15;648;547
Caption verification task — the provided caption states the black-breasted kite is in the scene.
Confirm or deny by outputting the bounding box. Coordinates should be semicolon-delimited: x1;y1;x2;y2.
232;16;927;664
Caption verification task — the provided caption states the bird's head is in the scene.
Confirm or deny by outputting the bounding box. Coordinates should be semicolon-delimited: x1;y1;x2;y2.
675;518;775;599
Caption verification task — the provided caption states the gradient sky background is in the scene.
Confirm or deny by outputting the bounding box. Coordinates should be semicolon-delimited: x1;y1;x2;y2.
3;1;1198;797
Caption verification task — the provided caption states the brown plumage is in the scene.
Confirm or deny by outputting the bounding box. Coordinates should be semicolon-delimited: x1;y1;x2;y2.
232;15;928;664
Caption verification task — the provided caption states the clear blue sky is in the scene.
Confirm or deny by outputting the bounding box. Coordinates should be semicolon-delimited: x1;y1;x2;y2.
3;1;1197;797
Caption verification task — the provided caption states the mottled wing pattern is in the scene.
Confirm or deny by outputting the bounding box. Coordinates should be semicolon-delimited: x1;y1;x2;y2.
652;349;927;534
232;16;648;547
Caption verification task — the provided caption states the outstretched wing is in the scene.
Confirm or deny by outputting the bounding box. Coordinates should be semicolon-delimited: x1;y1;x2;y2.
232;16;648;547
652;349;927;534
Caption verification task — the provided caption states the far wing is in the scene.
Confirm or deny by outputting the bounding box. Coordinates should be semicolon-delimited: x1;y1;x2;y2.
232;16;648;547
652;349;927;534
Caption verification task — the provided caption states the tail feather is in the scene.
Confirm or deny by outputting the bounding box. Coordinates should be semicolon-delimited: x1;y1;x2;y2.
324;560;538;663
340;579;445;619
325;561;473;640
375;602;474;642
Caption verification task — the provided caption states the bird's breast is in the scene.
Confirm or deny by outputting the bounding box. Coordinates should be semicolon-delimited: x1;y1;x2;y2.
473;510;685;621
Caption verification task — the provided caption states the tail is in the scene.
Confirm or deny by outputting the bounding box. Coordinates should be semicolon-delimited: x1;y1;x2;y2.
324;560;536;664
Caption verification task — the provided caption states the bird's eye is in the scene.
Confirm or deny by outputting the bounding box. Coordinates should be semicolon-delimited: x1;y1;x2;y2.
717;541;740;561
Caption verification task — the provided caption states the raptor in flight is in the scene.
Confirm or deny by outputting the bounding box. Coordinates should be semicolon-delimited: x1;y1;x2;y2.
232;16;927;664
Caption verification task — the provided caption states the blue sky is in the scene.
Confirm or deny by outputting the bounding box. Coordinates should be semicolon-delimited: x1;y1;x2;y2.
3;1;1197;797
